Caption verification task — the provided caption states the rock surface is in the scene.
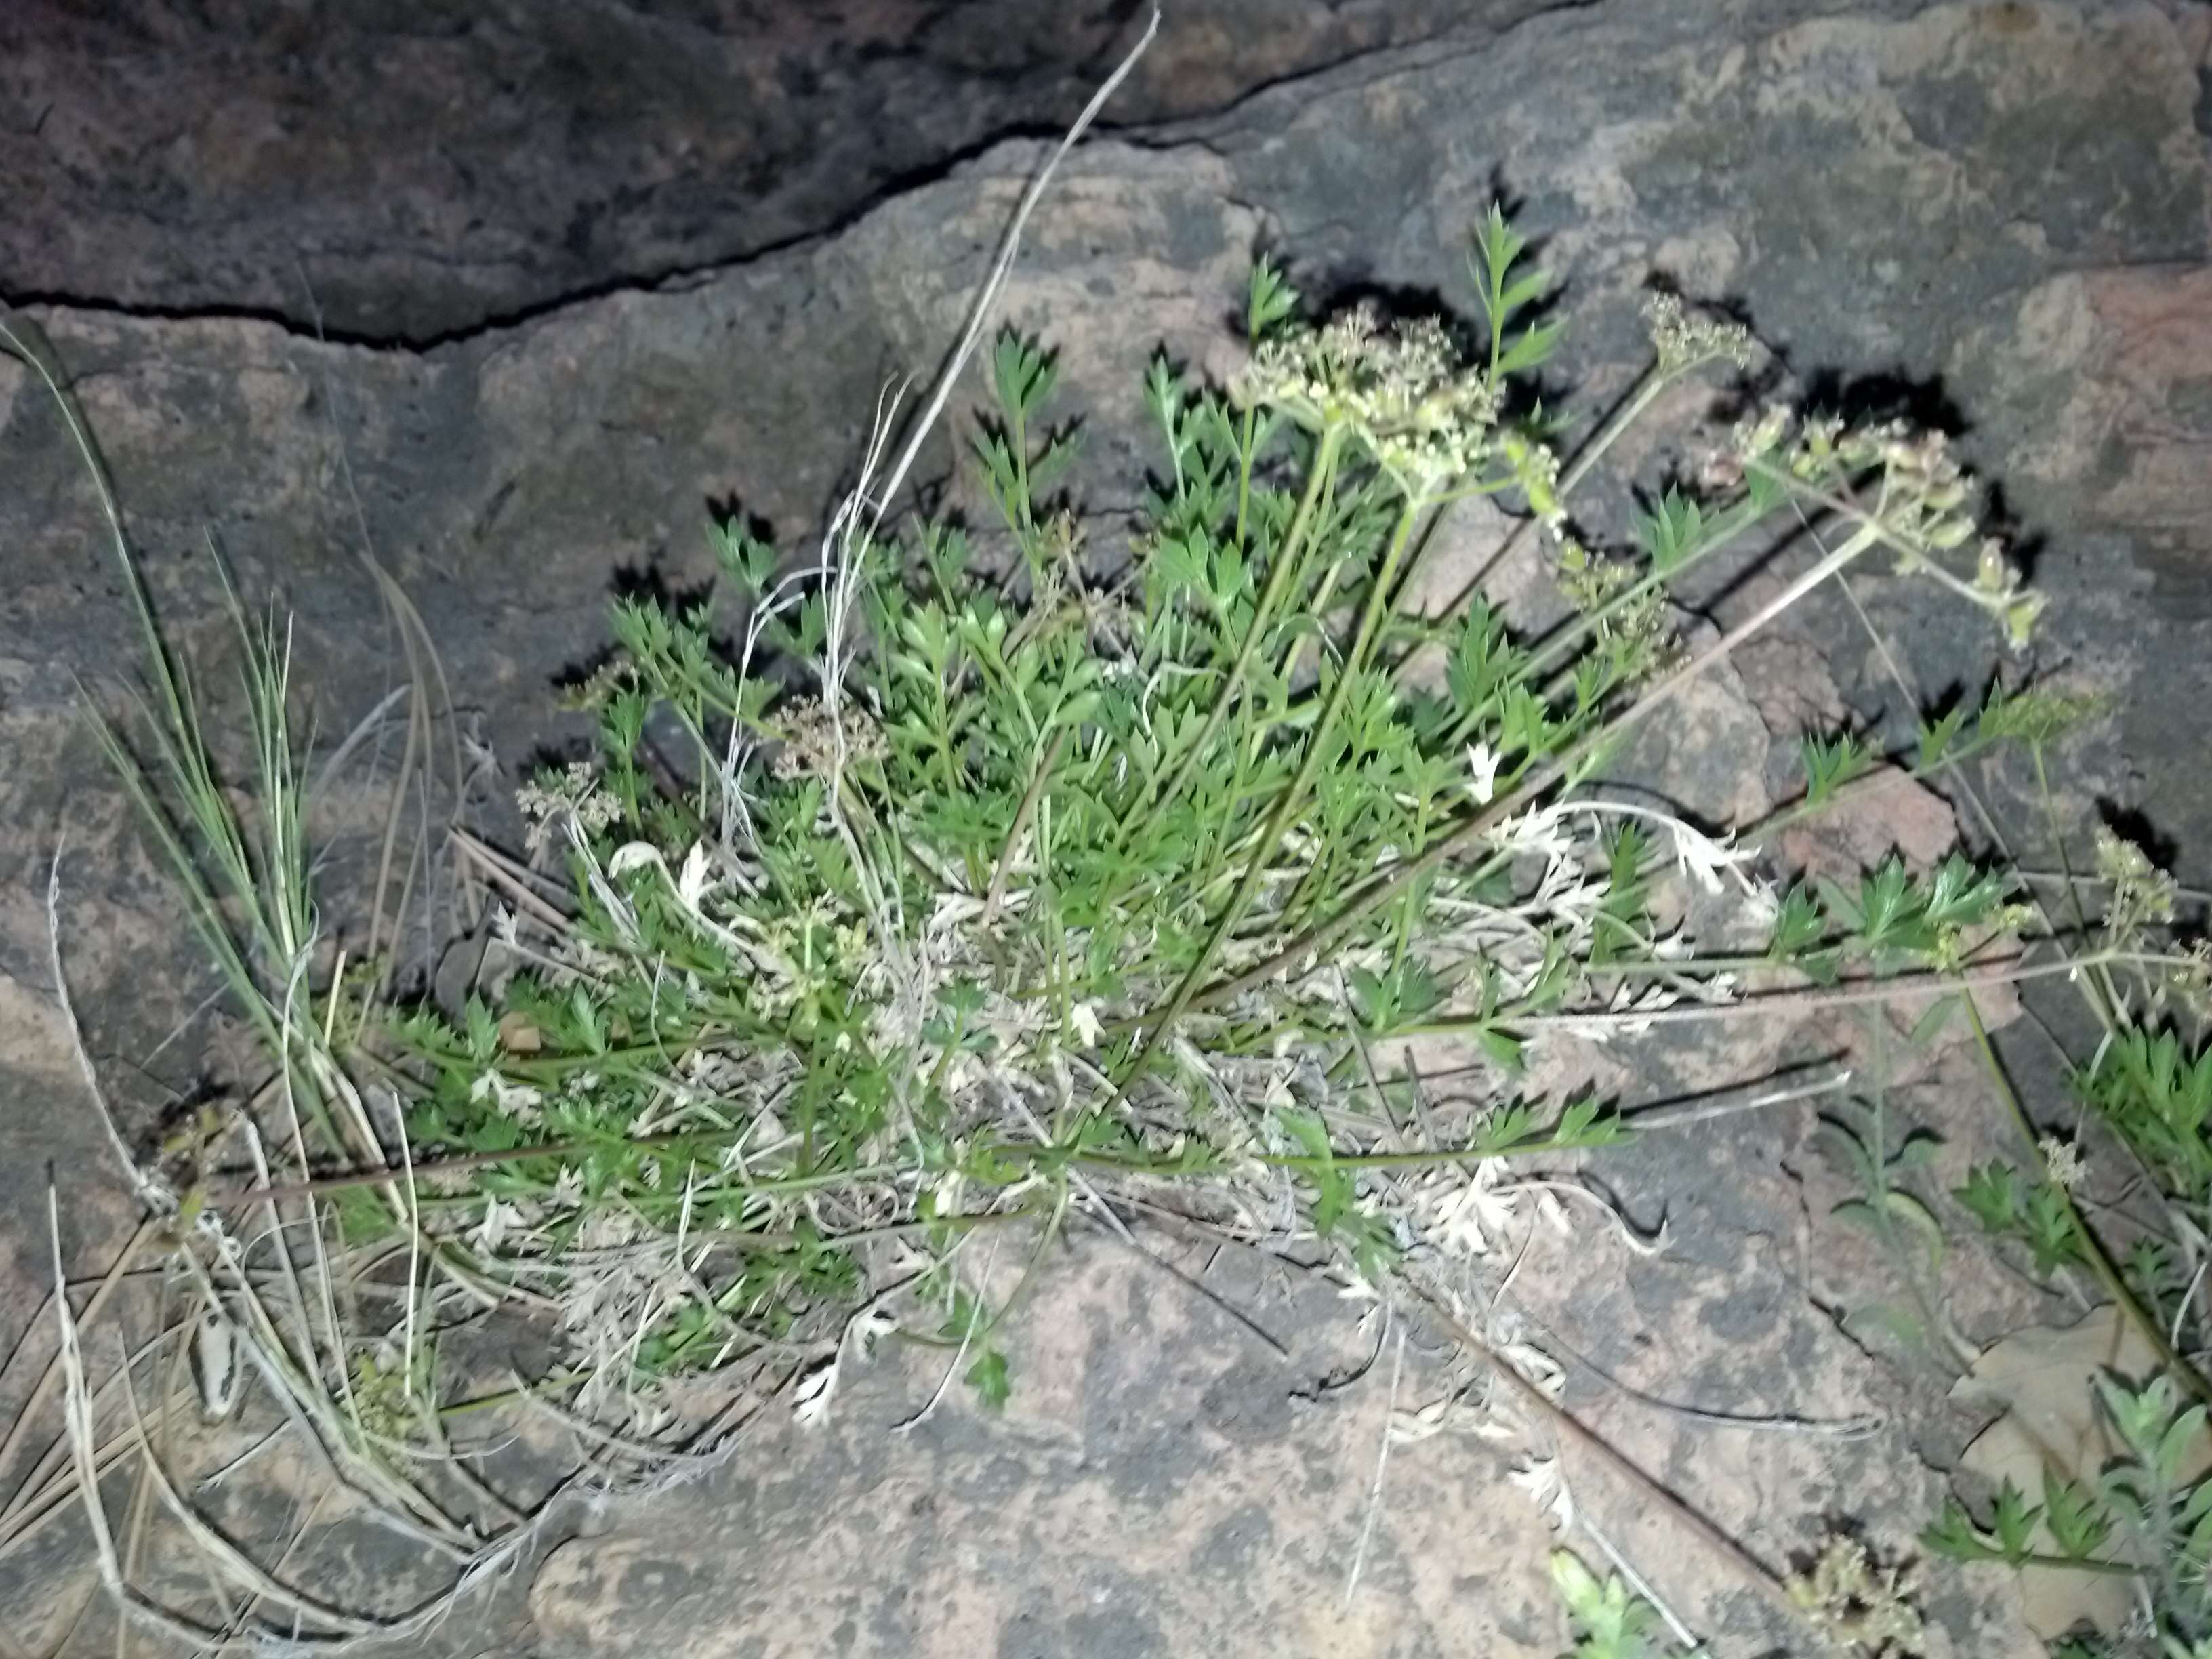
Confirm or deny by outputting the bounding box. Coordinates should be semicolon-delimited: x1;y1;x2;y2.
0;0;1494;340
1;1;2209;1654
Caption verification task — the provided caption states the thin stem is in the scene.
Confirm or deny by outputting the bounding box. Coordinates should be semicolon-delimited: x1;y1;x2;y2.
1233;405;1257;552
1122;423;1346;850
1434;363;1675;621
1189;520;1885;1012
1524;489;1779;696
1122;491;1423;1084
2032;741;2120;1033
983;727;1067;922
1404;1279;1812;1633
1458;950;2187;1035
1742;729;2022;849
216;1144;897;1210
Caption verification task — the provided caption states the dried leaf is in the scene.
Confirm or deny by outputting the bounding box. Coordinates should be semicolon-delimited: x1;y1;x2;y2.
496;1010;543;1054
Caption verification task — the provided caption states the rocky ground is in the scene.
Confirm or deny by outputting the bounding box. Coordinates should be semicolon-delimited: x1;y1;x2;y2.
1;1;2209;1654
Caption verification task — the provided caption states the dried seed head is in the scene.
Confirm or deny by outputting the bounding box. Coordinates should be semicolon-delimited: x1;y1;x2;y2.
517;761;622;852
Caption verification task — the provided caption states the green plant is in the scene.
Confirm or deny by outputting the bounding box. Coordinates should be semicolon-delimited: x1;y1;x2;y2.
9;167;2104;1643
1924;1372;2212;1654
377;241;2042;1420
1780;403;2212;1652
1550;1549;1684;1659
1816;1049;1975;1374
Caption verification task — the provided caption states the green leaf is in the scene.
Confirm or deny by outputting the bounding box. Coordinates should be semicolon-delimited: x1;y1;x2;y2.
1955;1161;2024;1233
1347;967;1393;1029
1553;1096;1601;1145
2188;1502;2212;1565
2020;1184;2086;1273
2159;1405;2207;1486
1816;1115;1880;1191
1472;205;1527;305
571;986;606;1055
2042;1469;2114;1559
1494;319;1563;378
462;996;497;1063
1497;270;1550;317
1767;884;1826;960
1548;1550;1658;1658
1634;488;1704;576
2096;1373;2173;1456
1915;705;1969;770
1028;430;1080;498
1829;1197;1885;1239
2179;1473;2212;1528
1843;1300;1929;1357
1908;994;1960;1049
1856;859;1914;943
1990;1478;2043;1561
964;1348;1011;1411
1891;1130;1944;1170
709;515;777;596
1923;855;2011;928
1246;257;1298;342
1145;352;1183;447
1801;731;1873;806
1922;1497;1998;1562
1478;1026;1525;1073
1469;203;1557;380
990;329;1057;418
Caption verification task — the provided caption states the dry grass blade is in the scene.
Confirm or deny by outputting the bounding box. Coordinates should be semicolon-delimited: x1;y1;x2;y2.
0;1219;158;1523
46;847;167;1210
113;1359;380;1637
47;1188;220;1650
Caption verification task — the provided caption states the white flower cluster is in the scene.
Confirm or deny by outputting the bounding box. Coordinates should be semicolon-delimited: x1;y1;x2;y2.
1642;291;1755;374
2039;1134;2088;1192
1731;409;2045;646
2095;826;2178;935
1502;430;1565;531
1786;1536;1925;1658
1237;302;1501;494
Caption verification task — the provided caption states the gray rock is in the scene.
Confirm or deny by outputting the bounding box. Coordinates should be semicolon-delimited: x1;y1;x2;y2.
0;0;1500;340
1;1;2205;1654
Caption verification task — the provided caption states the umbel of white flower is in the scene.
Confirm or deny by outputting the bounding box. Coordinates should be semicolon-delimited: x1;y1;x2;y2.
1233;302;1502;496
1641;291;1755;375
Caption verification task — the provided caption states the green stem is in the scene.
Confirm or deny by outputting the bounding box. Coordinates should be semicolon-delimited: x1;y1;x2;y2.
1233;405;1257;552
925;1007;971;1099
983;727;1068;919
2031;741;2119;1036
1742;731;2021;848
1122;423;1346;851
1399;947;2184;1038
1121;493;1427;1085
1523;489;1777;695
1979;1553;2142;1578
1431;361;1679;623
1250;1130;1624;1172
1748;459;2009;619
1185;518;1887;1015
